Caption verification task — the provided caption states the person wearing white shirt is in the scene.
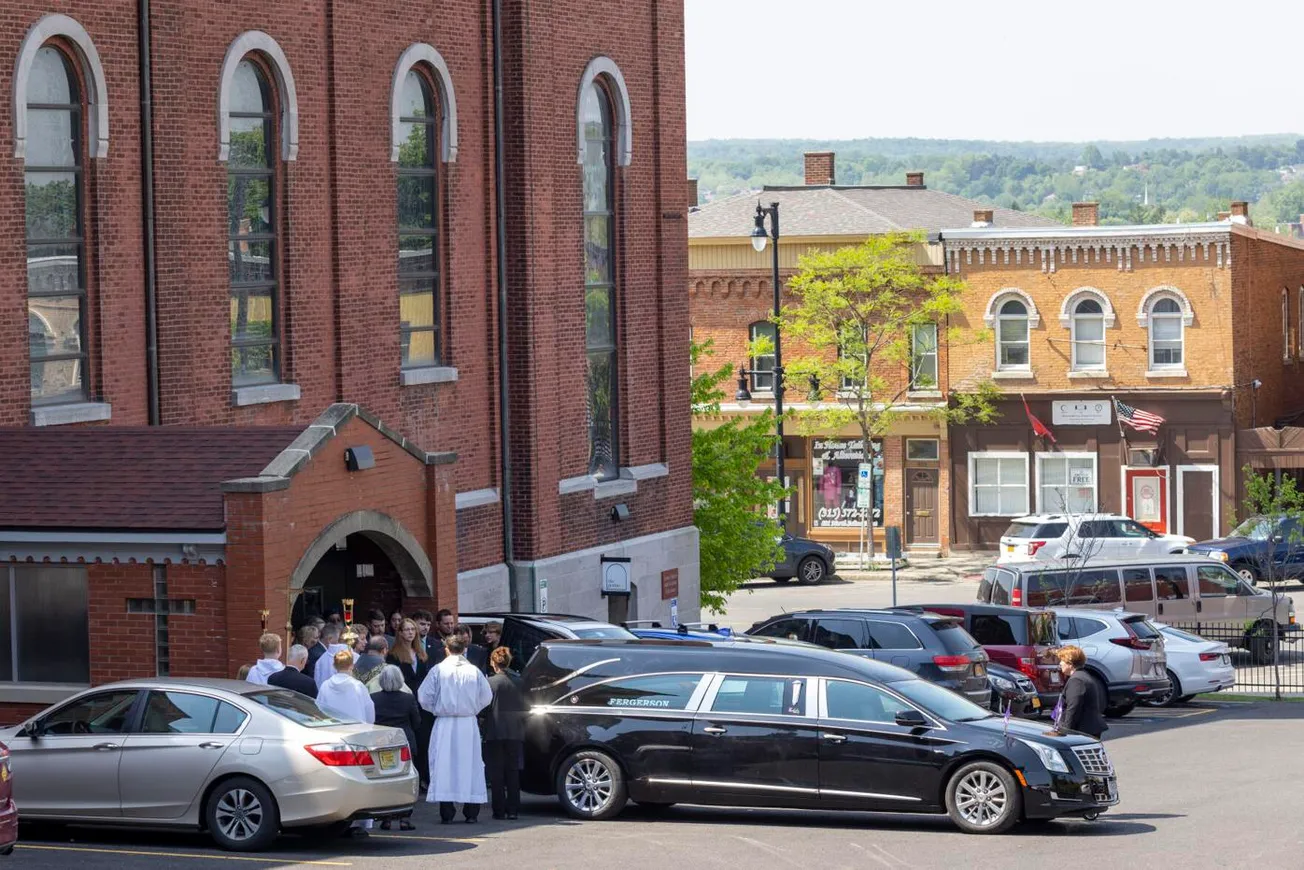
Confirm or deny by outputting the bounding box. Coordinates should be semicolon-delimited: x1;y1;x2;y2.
315;649;376;837
246;633;286;685
417;634;493;823
314;623;357;689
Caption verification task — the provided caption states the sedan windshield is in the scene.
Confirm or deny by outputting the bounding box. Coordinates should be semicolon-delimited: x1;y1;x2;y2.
1230;516;1272;540
889;678;992;723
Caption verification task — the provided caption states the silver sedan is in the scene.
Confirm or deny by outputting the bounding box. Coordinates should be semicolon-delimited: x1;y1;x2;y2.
0;677;418;851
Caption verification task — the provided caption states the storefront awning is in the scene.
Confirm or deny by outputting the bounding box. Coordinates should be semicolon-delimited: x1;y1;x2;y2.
1237;427;1304;468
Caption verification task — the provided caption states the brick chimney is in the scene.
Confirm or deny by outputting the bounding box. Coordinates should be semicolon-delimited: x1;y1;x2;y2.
1217;210;1231;221
971;209;994;228
804;151;835;186
905;171;925;187
1230;201;1251;225
687;178;699;210
1072;202;1100;227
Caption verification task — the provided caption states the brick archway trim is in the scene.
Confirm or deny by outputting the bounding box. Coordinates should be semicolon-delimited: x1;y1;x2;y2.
288;509;434;598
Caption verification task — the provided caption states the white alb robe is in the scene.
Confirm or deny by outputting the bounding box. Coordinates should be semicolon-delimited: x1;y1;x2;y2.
314;644;356;689
417;654;492;803
316;673;375;724
246;658;284;685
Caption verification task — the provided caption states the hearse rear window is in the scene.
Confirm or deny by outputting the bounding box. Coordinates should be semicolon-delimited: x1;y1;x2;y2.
567;674;704;710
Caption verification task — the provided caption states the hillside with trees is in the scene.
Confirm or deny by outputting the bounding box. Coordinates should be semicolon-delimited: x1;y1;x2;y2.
689;135;1304;228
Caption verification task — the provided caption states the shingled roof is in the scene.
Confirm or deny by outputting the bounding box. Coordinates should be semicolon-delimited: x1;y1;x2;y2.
689;185;1060;239
0;426;301;532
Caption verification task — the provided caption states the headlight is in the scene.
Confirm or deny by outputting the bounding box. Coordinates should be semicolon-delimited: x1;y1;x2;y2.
990;676;1015;690
1017;738;1070;773
1210;551;1229;562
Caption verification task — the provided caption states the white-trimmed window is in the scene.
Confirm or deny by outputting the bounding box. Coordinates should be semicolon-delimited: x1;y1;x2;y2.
1036;452;1097;514
749;321;775;392
1070;299;1106;370
996;299;1030;370
970;452;1028;517
910;323;938;389
1148;297;1184;369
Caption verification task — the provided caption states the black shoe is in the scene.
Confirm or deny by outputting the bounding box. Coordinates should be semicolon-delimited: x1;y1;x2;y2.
465;817;478;824
348;828;370;839
379;820;392;831
506;813;518;820
492;813;505;820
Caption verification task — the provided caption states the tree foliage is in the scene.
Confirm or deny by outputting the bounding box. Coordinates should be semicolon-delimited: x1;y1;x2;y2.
691;340;787;613
689;135;1304;227
779;232;999;554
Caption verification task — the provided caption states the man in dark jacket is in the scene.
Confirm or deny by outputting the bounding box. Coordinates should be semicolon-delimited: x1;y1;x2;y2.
268;645;318;698
353;636;389;690
481;646;526;819
1055;646;1108;739
455;624;488;673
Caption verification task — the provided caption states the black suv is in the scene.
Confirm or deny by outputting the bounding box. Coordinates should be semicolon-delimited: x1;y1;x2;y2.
521;639;1119;833
460;612;635;670
746;609;991;707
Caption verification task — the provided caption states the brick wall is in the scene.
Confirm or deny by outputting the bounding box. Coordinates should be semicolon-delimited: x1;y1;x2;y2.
1230;232;1304;428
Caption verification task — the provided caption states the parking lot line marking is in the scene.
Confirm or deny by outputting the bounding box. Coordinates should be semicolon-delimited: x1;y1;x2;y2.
16;844;353;866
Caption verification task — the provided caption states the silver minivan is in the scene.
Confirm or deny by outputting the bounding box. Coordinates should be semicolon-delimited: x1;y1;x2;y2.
977;555;1298;664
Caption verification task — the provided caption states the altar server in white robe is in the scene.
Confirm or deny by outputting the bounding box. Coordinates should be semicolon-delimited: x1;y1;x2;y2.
314;623;356;689
417;634;493;823
315;649;376;836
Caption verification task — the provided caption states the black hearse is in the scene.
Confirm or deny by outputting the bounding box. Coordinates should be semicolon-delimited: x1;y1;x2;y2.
521;639;1118;834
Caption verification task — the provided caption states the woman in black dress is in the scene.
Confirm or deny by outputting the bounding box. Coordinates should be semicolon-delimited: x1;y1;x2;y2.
371;665;420;831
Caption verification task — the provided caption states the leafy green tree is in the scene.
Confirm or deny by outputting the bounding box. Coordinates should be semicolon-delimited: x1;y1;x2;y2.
691;340;787;613
780;231;1000;559
1080;144;1104;169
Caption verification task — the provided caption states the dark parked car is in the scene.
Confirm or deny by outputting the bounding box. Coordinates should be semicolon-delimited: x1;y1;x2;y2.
1187;515;1304;585
520;639;1119;833
893;603;1061;709
763;535;835;585
460;613;636;670
746;609;991;707
985;661;1040;718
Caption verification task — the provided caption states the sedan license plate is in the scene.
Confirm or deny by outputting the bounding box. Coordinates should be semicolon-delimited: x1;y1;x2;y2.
973;663;985;676
1031;696;1041;709
379;749;398;770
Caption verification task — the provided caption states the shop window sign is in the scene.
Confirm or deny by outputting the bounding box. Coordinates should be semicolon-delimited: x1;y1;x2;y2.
813;439;883;528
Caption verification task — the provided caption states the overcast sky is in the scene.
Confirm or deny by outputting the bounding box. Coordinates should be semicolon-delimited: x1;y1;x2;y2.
685;0;1299;142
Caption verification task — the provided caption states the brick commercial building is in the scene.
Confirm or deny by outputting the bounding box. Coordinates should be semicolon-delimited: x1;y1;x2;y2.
0;1;696;717
689;152;1053;556
941;202;1304;550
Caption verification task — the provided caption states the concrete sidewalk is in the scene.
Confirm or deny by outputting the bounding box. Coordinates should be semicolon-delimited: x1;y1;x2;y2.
833;551;992;583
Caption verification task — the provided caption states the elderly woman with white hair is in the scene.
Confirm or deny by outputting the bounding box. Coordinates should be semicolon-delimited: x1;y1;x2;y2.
371;664;421;830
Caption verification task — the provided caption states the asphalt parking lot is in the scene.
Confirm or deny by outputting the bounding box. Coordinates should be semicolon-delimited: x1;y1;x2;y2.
11;700;1304;869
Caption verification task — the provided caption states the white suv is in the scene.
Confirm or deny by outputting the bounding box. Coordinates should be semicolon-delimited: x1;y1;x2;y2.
998;513;1193;564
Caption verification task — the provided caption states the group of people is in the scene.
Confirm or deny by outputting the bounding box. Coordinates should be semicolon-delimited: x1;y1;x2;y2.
236;607;524;832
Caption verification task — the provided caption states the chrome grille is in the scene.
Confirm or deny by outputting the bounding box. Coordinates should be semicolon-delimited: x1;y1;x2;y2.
1073;744;1113;776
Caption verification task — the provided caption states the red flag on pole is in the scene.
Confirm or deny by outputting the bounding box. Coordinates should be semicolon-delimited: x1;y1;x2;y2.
1023;394;1056;443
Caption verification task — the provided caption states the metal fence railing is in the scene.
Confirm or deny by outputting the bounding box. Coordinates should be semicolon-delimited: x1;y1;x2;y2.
1164;621;1304;699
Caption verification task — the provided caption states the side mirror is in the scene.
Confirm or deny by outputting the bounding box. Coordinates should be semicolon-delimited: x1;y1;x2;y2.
25;718;45;739
1271;534;1285;544
894;709;929;728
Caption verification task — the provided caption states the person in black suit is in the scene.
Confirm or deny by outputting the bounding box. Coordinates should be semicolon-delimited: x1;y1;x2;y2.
1054;645;1107;739
480;622;503;675
268;645;319;698
455;624;488;673
300;621;327;675
482;646;526;820
371;665;420;831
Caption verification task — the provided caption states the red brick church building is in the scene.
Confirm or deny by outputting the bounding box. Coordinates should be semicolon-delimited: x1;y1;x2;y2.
0;0;696;719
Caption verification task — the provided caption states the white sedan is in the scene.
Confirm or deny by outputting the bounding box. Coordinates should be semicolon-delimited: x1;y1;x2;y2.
1143;623;1235;706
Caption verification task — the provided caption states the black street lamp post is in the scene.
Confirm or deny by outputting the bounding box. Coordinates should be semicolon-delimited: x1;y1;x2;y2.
733;201;786;521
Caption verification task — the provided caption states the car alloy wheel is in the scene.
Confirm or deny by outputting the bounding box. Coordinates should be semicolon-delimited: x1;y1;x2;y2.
557;750;626;820
206;776;279;852
1234;565;1258;585
1143;669;1180;708
954;769;1008;828
215;788;264;842
945;760;1021;834
798;556;826;585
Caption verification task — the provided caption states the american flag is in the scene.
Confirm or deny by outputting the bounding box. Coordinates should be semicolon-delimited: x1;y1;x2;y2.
1114;398;1164;434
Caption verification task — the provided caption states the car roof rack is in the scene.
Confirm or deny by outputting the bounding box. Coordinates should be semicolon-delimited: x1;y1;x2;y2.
622;620;664;628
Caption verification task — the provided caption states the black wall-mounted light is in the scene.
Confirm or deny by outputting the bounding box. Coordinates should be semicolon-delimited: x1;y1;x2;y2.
611;503;631;522
345;446;375;472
